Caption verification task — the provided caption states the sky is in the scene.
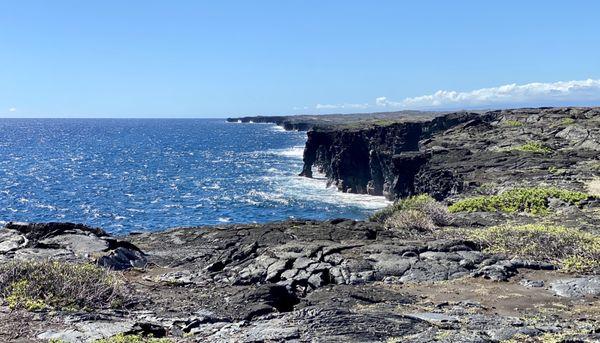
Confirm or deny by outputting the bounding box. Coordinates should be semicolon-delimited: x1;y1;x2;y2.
1;1;600;118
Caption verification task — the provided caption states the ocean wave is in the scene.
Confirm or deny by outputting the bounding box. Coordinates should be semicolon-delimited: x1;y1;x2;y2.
270;125;286;132
268;146;305;159
278;175;391;210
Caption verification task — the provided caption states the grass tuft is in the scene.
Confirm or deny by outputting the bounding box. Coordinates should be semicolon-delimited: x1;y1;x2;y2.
503;120;523;127
0;260;129;311
511;141;552;154
370;195;438;222
370;194;452;232
467;224;600;273
561;117;575;125
448;187;593;215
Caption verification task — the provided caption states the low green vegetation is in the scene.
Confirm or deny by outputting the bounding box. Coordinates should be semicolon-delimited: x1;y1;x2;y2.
95;334;171;343
503;120;523;127
448;187;593;215
370;194;453;232
511;141;552;154
467;224;600;274
0;260;128;311
561;117;575;125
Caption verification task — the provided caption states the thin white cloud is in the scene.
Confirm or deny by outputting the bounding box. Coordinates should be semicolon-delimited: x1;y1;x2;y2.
315;103;369;110
8;107;17;112
313;79;600;111
385;79;600;109
375;97;403;107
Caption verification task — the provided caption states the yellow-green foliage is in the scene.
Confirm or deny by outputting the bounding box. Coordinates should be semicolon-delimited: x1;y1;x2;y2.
561;117;575;125
448;187;592;215
467;224;600;273
370;194;435;223
95;334;171;343
0;261;127;311
5;280;47;311
512;141;552;154
503;120;523;127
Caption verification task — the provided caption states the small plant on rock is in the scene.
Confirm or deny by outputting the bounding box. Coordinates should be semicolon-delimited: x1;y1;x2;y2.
503;120;523;127
95;333;171;343
512;141;552;154
561;117;575;125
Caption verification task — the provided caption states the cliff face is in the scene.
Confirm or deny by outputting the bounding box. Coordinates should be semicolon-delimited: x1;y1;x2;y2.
300;112;494;199
299;107;600;200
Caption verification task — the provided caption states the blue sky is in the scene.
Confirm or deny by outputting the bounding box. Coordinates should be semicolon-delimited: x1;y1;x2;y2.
2;1;600;118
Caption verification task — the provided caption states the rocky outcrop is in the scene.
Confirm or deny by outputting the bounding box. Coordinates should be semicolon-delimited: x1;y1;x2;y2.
0;222;146;270
2;220;598;342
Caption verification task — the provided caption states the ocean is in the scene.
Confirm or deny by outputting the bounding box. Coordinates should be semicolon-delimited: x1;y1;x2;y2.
0;119;390;233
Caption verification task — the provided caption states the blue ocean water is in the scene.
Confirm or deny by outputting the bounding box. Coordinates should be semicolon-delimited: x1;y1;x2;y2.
0;119;389;233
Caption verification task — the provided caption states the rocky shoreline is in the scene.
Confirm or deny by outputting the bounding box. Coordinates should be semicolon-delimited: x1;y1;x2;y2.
1;215;598;342
0;107;599;342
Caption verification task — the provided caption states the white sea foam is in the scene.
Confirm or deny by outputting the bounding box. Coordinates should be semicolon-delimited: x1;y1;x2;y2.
126;208;146;213
218;217;231;223
270;125;286;132
270;146;305;159
278;173;392;211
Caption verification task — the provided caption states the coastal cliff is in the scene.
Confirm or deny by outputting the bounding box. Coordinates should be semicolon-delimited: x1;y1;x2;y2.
234;107;600;201
299;111;493;199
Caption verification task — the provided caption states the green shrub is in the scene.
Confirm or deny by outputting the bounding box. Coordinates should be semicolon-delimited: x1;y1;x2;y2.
512;141;552;154
0;261;129;311
95;334;171;343
503;120;523;127
448;187;593;215
467;224;600;273
561;117;575;125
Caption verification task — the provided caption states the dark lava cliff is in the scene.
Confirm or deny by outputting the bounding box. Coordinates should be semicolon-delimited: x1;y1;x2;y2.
298;111;497;199
283;107;600;201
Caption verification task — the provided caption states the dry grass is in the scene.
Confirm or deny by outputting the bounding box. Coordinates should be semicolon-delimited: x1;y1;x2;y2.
384;209;436;232
466;224;600;274
586;178;600;196
371;195;453;232
0;260;130;311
